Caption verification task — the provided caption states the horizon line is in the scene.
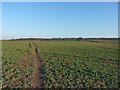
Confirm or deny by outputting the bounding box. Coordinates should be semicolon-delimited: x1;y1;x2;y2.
1;37;119;40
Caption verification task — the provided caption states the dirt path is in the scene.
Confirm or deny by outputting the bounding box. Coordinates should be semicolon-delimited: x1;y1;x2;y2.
28;42;44;88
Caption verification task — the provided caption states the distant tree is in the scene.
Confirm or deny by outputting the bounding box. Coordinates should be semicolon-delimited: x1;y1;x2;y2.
77;37;84;41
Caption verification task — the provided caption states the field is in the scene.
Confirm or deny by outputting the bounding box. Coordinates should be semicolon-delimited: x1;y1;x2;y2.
1;40;119;88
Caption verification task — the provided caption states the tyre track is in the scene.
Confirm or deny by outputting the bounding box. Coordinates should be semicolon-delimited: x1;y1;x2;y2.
28;42;44;88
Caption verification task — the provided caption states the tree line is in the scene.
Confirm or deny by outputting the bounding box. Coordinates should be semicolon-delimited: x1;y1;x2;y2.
10;37;119;41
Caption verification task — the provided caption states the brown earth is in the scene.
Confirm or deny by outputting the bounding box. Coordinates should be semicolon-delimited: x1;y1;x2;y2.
27;42;44;88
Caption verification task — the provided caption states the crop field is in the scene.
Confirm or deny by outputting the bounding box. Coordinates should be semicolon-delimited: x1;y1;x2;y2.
1;40;119;88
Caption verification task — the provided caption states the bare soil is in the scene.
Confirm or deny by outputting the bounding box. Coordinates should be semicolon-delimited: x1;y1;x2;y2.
28;42;44;88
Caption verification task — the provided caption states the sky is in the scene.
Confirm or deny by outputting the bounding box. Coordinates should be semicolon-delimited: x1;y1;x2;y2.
1;0;119;2
0;2;2;40
2;2;118;39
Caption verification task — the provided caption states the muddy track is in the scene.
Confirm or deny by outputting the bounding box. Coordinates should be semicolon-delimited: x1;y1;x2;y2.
28;42;44;88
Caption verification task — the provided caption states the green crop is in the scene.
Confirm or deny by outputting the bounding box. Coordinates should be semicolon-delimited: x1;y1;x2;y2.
36;40;119;88
2;40;119;88
2;41;35;88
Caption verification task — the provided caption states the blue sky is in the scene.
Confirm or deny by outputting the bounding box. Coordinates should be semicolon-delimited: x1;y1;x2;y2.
0;2;2;40
2;2;118;39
